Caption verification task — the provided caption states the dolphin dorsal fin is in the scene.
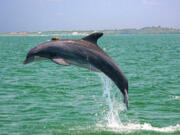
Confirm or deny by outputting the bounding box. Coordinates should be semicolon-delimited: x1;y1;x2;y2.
82;32;103;45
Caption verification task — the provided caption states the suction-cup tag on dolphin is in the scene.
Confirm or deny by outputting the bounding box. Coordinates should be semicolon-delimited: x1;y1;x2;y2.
51;37;60;40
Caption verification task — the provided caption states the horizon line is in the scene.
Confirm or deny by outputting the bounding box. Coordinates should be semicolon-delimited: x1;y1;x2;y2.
1;26;180;34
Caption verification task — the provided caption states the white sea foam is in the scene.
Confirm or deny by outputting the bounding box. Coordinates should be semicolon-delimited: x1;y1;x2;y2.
171;95;180;100
96;122;180;133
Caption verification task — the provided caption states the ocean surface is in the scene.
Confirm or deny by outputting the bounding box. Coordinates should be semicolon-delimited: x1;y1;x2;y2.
0;34;180;135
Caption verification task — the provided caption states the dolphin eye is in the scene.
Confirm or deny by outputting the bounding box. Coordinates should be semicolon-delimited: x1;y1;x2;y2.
34;56;40;59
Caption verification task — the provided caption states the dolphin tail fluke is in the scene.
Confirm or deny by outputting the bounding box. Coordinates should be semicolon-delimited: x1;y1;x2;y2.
123;89;129;109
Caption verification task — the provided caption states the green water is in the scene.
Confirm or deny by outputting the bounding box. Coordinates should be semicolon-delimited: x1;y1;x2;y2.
0;34;180;135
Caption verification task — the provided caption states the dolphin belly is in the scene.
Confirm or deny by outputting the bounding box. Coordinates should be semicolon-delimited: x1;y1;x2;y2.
66;59;101;72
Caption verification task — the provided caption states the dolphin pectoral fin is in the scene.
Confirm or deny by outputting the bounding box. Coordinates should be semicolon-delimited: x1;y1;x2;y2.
123;89;129;109
52;58;70;66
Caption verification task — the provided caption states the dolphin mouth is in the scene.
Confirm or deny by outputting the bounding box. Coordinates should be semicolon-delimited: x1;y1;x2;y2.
23;56;48;64
23;59;32;64
23;60;27;64
23;57;35;64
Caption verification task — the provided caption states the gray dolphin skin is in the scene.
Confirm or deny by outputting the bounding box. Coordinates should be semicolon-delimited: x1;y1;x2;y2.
23;33;129;109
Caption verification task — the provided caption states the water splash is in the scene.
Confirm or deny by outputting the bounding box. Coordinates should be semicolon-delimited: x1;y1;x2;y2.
96;73;180;133
98;73;124;128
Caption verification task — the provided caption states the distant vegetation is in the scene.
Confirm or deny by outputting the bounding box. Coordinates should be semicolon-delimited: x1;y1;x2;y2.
1;26;180;36
105;26;180;34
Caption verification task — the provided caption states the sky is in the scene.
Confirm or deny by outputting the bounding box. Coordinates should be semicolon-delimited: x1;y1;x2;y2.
0;0;180;32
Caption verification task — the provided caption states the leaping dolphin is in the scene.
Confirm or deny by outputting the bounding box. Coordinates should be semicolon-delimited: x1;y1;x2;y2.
23;33;129;109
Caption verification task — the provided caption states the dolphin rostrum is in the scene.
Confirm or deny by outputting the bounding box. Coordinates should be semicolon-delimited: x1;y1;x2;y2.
24;32;129;109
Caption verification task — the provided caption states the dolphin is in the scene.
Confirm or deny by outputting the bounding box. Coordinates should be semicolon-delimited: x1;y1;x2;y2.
23;32;129;109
